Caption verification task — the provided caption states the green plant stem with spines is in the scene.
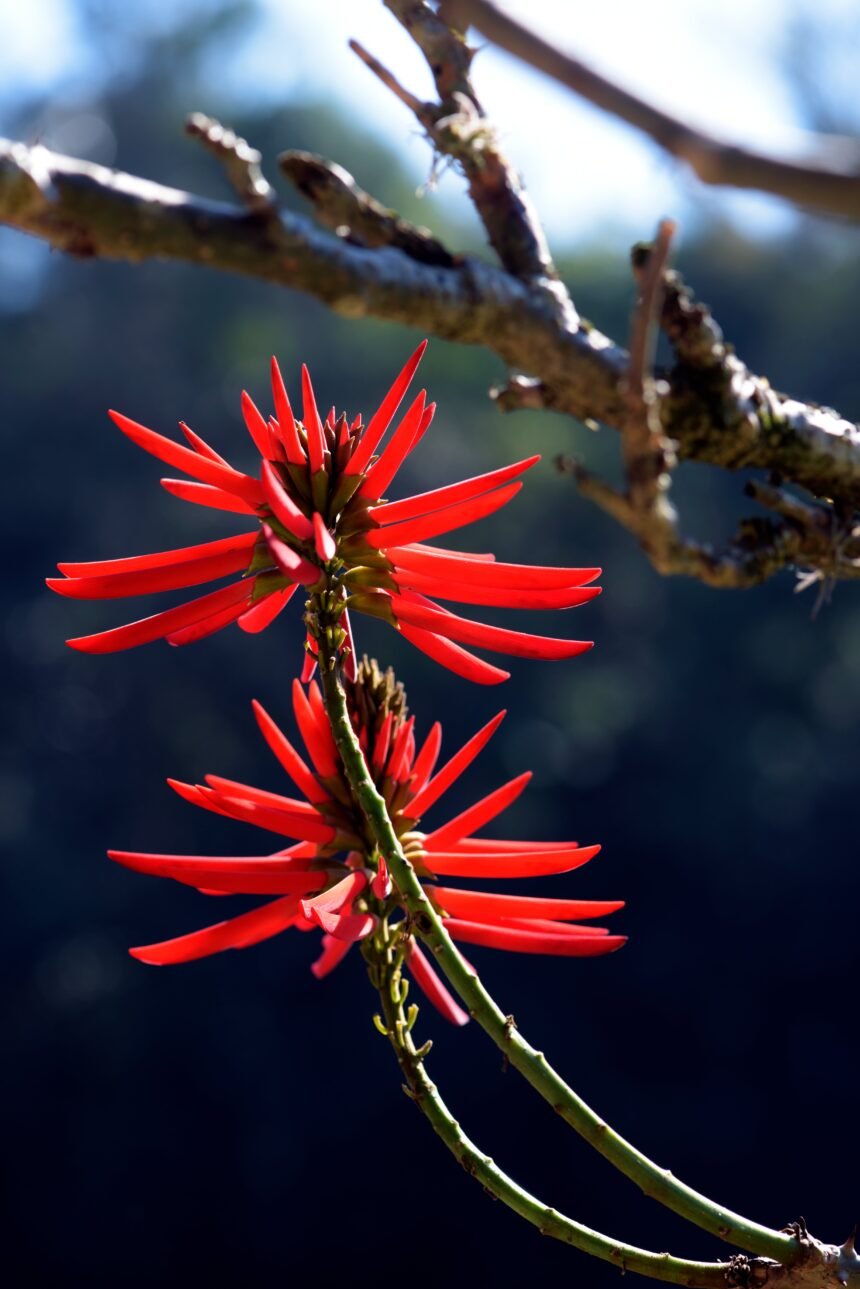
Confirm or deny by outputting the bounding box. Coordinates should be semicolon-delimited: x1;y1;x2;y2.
362;920;731;1288
315;630;797;1267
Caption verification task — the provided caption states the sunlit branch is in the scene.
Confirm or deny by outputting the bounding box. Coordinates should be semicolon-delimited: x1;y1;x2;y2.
454;0;860;223
185;112;276;212
278;149;457;266
2;130;860;589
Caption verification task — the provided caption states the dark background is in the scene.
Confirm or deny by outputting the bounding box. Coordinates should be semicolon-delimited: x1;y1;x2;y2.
2;5;858;1285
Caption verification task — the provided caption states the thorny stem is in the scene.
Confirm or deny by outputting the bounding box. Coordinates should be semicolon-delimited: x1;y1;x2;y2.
362;920;731;1287
314;632;797;1267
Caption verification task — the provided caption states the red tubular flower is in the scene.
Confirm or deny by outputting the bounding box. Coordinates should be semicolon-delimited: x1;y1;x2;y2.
48;343;601;682
110;660;625;1024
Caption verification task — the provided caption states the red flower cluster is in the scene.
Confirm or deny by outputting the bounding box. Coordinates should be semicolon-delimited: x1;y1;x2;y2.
48;343;600;683
111;662;624;1024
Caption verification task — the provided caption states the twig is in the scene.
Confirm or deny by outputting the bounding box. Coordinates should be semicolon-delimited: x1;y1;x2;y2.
348;39;429;117
278;150;457;266
359;0;574;322
563;220;687;568
185;112;275;213
454;0;860;223
623;217;677;509
561;223;860;589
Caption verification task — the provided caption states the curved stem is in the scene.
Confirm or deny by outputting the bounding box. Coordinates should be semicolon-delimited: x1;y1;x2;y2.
316;639;796;1265
362;926;730;1288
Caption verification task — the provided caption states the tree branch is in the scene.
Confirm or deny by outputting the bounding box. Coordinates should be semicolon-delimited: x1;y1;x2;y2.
3;131;860;589
454;0;860;224
354;0;575;327
278;149;457;265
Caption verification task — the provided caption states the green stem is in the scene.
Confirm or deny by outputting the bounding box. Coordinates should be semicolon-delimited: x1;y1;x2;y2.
363;927;731;1289
317;641;796;1265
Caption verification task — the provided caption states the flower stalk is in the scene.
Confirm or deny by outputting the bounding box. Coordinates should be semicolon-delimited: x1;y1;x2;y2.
362;916;732;1289
315;626;797;1268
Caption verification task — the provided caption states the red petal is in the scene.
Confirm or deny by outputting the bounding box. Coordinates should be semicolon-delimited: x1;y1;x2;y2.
301;871;368;931
179;422;230;465
109;850;329;896
201;789;335;844
203;776;318;815
167;598;249;645
386;715;414;783
48;538;257;600
453;837;579;851
367;484;521;549
413;545;496;562
392;594;594;661
306;680;340;769
418;845;601;879
160;478;258;515
313;511;337;561
371;456;540;524
252;699;329;802
371;855;392;899
57;531;258;579
394;570;602;611
427;886;623;921
292;678;339;779
129;895;302;965
372;710;393;772
391;545;601;589
406;710;505;821
301;364;326;474
261;461;314;539
66;578;256;654
237;584;297;633
424;772;532;849
398;621;510;685
341;607;358;681
490;916;611;936
241;391;273;458
444;918;626;957
345;340;428;477
270;357;305;464
108;410;263;506
301;644;318;685
311;933;353;979
300;649;317;684
407;942;469;1026
409;721;442;792
313;910;375;941
169;775;327;838
263;526;320;586
358;390;426;499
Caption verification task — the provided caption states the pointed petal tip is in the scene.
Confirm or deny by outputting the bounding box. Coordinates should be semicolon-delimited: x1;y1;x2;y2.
65;635;97;653
128;946;161;965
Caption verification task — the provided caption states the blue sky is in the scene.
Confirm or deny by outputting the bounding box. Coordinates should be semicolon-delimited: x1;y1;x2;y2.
2;0;857;245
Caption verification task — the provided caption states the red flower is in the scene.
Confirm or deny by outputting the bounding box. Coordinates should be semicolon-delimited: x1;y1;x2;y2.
111;661;624;1025
48;343;600;683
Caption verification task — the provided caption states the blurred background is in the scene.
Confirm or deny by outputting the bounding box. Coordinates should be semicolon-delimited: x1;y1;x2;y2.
2;1;858;1284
